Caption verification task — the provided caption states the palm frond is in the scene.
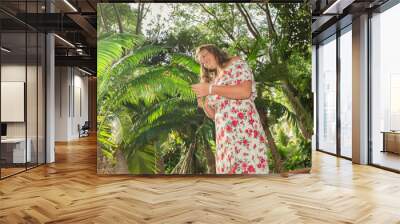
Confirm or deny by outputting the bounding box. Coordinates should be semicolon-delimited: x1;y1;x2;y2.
123;120;187;160
98;33;144;79
121;67;196;105
97;114;118;161
132;97;197;131
166;65;200;84
124;45;168;66
170;53;200;75
126;145;156;174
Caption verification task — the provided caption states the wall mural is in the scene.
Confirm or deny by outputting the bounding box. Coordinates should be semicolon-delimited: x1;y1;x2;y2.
97;2;312;175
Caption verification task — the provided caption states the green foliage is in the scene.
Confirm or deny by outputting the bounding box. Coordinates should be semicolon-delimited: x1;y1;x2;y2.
161;132;184;173
98;31;213;174
98;3;138;36
127;145;156;174
97;115;118;164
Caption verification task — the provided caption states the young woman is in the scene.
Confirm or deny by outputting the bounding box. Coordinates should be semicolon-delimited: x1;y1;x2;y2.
191;44;269;174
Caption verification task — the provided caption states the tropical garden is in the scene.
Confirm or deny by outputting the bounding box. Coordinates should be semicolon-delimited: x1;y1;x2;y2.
97;2;312;174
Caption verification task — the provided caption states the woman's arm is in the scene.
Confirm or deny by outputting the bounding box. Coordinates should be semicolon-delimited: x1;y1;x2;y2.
202;98;215;120
197;97;215;120
203;103;215;120
192;81;252;100
210;81;252;100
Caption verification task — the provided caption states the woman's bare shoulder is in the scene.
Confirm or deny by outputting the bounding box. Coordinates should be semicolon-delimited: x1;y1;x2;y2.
225;56;242;67
231;56;241;62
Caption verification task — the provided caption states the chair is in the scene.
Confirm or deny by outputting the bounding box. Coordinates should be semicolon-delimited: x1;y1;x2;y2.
79;121;90;138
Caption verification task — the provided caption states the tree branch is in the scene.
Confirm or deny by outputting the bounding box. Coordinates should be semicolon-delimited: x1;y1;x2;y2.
256;3;267;13
136;3;144;35
98;4;110;33
112;3;124;33
257;2;277;39
230;4;235;33
235;3;259;39
257;105;284;173
199;4;249;54
143;3;151;19
265;3;277;38
237;3;261;38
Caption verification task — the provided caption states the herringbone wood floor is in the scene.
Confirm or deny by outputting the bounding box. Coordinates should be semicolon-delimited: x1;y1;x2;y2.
1;135;400;224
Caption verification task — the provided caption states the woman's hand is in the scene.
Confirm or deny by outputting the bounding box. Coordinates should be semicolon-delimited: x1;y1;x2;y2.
191;83;210;98
202;97;215;120
197;97;204;108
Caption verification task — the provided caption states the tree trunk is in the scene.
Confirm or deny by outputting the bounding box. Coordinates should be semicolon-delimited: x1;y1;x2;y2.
257;106;284;173
97;148;129;174
135;3;144;35
172;142;196;174
265;3;277;39
98;4;111;33
235;3;259;39
281;79;313;140
114;149;129;174
112;3;124;33
156;156;165;174
204;143;216;174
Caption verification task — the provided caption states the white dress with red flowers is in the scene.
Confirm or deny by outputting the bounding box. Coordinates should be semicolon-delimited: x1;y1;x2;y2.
207;59;269;174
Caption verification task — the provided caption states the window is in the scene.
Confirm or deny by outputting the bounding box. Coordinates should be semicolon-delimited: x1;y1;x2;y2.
370;3;400;171
317;35;337;154
339;26;352;158
0;1;47;179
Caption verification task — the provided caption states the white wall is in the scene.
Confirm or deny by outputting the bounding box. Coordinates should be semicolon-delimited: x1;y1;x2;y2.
72;72;89;138
55;66;69;141
55;67;89;141
1;65;40;137
1;65;26;139
1;63;46;164
1;65;25;81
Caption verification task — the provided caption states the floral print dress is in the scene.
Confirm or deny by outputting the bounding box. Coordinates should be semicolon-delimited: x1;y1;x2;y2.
207;59;269;174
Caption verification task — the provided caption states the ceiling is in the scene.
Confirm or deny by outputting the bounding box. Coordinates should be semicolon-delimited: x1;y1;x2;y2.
0;0;98;75
311;0;390;44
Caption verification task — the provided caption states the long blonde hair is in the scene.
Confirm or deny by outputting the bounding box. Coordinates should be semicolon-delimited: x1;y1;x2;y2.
195;44;233;83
